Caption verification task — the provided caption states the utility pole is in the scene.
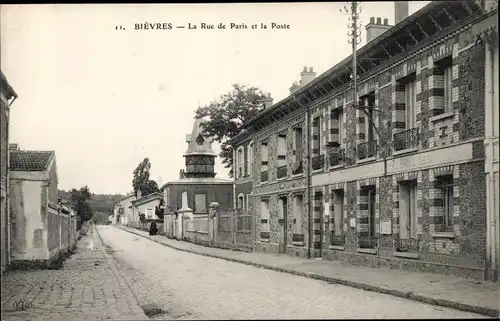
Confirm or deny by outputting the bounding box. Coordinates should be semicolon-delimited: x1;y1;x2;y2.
340;1;362;109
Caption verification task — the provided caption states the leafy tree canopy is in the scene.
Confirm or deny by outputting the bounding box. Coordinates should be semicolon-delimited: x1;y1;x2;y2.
194;83;268;177
132;158;160;197
69;186;93;222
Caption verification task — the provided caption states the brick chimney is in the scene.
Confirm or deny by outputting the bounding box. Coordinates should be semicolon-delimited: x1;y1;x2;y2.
365;17;392;43
300;66;316;87
8;143;19;150
136;189;142;199
263;93;273;109
179;169;185;179
289;81;300;95
395;1;409;25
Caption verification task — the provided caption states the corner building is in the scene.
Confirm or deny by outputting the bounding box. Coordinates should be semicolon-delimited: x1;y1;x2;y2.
232;1;498;281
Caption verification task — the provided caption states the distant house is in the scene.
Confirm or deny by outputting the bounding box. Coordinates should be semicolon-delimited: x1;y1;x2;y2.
8;145;64;267
131;192;163;221
1;70;18;274
113;192;136;225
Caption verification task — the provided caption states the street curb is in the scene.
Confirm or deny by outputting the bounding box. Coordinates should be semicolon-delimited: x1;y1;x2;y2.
118;226;499;318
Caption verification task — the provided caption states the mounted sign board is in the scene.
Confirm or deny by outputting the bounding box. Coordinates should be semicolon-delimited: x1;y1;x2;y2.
349;217;356;228
380;219;392;235
324;203;330;217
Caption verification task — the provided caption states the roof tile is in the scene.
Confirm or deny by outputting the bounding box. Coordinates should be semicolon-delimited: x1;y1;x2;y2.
10;150;53;172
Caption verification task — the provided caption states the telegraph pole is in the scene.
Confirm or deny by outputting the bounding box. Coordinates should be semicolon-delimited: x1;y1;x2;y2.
340;1;362;109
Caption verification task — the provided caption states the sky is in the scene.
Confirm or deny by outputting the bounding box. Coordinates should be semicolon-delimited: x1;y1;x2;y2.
1;2;430;195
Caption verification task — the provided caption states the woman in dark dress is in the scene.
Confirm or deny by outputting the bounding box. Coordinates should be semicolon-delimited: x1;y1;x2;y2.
149;221;158;235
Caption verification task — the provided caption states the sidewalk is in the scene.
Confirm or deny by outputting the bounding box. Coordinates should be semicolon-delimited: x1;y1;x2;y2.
118;225;500;318
1;225;148;321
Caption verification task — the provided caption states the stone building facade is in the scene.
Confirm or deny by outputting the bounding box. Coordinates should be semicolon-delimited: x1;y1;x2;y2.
232;1;498;280
1;70;18;274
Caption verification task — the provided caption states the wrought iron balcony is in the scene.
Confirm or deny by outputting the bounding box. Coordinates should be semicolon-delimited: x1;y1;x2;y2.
277;165;287;179
358;235;378;249
292;234;304;242
292;160;303;175
330;233;346;246
312;154;325;171
394;128;420;151
394;237;420;252
260;231;270;239
328;148;345;167
260;170;268;182
357;140;378;160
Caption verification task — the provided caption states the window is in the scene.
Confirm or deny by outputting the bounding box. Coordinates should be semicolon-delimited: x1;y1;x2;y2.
146;208;153;218
405;79;417;129
293;194;303;235
440;176;454;231
260;199;270;239
332;190;344;236
260;142;269;182
399;181;417;239
248;142;253;176
293;127;303;163
237;194;244;210
443;65;453;113
362;93;375;142
338;112;344;145
277;134;287;179
237;147;244;178
315;116;322;155
194;193;207;213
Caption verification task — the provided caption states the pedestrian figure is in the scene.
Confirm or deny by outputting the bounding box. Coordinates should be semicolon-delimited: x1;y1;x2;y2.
149;221;158;236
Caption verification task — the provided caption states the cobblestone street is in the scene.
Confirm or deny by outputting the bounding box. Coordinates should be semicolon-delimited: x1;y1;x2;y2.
98;226;488;320
0;225;148;321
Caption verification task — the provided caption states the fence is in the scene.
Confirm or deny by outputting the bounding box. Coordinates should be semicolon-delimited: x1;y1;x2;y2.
129;202;254;252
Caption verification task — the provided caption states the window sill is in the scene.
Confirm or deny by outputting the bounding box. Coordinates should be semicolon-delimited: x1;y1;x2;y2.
328;245;345;251
357;248;377;255
291;173;304;178
276;176;287;181
393;147;419;156
357;156;377;164
393;252;419;259
431;232;456;239
430;111;454;123
259;238;270;243
328;164;344;171
292;241;305;247
311;168;324;174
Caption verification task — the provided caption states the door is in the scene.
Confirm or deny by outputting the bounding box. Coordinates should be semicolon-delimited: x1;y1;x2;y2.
278;196;288;253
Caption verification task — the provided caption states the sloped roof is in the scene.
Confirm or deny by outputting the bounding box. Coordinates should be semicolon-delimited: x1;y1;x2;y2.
184;117;217;157
10;150;54;172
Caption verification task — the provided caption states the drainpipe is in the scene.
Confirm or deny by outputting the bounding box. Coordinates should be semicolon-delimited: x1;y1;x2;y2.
306;101;312;259
485;38;498;282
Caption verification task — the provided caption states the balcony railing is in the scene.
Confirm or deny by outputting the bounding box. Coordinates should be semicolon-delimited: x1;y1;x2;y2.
292;234;304;242
394;128;420;151
357;140;378;160
328;148;345;167
292;160;303;175
358;235;378;249
394;237;420;252
330;233;346;246
260;170;268;182
312;154;325;171
277;165;287;179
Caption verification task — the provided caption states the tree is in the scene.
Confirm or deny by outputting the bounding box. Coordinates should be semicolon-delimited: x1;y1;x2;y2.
132;158;161;197
132;158;151;196
70;186;94;228
194;83;269;177
142;180;160;196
